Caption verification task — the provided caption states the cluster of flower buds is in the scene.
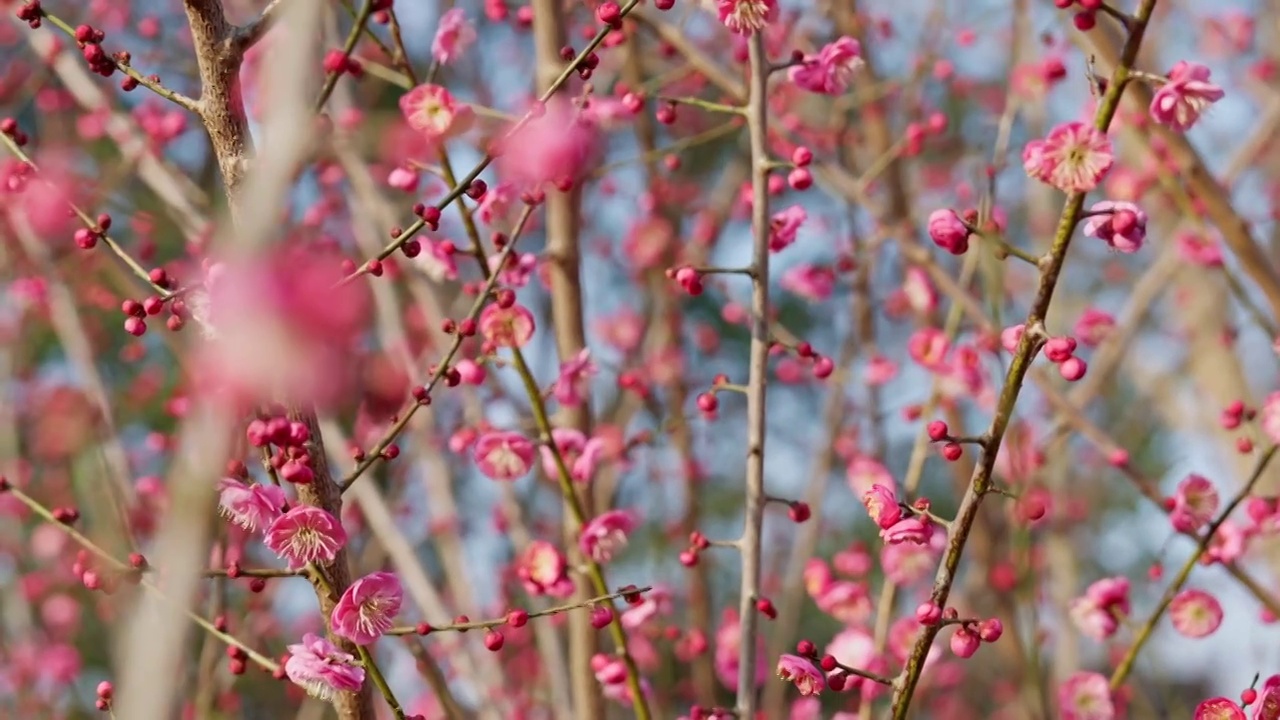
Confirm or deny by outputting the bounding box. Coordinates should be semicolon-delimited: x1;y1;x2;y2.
72;24;118;77
15;1;43;29
679;530;711;567
925;419;965;461
914;602;1004;658
246;414;318;484
1054;0;1106;31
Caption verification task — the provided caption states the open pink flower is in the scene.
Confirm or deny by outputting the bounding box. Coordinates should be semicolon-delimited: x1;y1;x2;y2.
540;428;605;483
1169;589;1223;638
553;348;597;407
1023;122;1114;193
284;633;365;701
473;431;536;480
579;510;636;563
331;571;404;645
399;83;473;142
265;506;347;570
1194;697;1246;720
431;8;475;65
518;540;574;597
1083;201;1147;253
498;98;600;189
861;484;901;530
781;264;836;303
1074;308;1116;347
1059;671;1115;720
479;303;536;349
718;0;777;34
927;209;970;255
789;37;862;95
881;517;931;545
1150;62;1225;132
769;205;807;252
1069;576;1130;641
775;654;824;696
1171;474;1220;534
216;477;285;533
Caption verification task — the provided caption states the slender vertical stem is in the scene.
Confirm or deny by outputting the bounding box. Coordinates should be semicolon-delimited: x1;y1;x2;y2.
734;31;771;718
888;2;1158;716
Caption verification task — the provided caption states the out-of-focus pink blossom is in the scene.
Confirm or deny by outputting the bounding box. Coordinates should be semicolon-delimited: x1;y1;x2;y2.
789;37;862;95
1150;62;1225;132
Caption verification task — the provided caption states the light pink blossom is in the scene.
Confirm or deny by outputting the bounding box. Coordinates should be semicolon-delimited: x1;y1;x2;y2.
399;83;473;142
478;303;536;349
1149;61;1225;132
473;431;536;480
518;540;574;598
331;571;404;645
1262;392;1280;444
1171;474;1220;534
264;506;347;570
1058;671;1115;720
284;633;365;701
1074;308;1116;347
1069;576;1130;642
498;98;600;189
814;581;872;625
431;9;476;65
789;37;863;95
579;510;636;563
1169;589;1223;638
216;477;285;533
553;348;597;407
775;654;824;696
717;0;777;34
540;428;605;483
1023;122;1114;193
780;264;836;302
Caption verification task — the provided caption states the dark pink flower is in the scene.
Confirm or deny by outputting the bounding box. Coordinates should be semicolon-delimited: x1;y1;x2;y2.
1169;589;1223;638
775;654;824;696
769;205;808;252
1023;122;1114;193
264;506;347;570
717;0;777;34
1194;697;1245;720
431;9;475;65
789;37;862;95
553;348;597;407
284;633;365;701
927;209;970;255
216;477;285;533
579;510;636;563
1083;201;1147;253
861;484;901;530
1150;62;1225;132
473;431;536;480
881;517;931;545
331;571;404;645
399;83;473;141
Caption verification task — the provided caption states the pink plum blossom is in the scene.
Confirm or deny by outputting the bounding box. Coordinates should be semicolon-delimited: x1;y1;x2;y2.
264;506;348;570
579;510;636;563
216;477;284;533
540;428;605;484
331;571;404;645
1058;671;1115;720
1069;576;1131;641
399;84;473;142
789;37;863;95
769;205;808;252
1169;589;1223;638
1149;62;1225;132
473;431;536;480
1023;122;1114;193
1171;474;1220;534
927;209;970;255
479;303;536;349
1083;201;1148;253
775;654;824;696
284;633;365;701
718;0;777;34
431;9;476;65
